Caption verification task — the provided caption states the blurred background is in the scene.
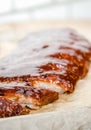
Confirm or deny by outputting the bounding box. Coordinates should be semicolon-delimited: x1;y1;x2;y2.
0;0;91;58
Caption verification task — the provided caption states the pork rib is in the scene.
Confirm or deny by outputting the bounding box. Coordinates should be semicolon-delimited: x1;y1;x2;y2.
0;29;91;117
0;97;29;117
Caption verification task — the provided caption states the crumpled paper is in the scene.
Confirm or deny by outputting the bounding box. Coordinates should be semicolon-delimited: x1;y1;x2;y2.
0;106;91;130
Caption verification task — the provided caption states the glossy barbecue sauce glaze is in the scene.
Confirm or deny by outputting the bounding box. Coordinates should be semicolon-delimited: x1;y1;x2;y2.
0;29;91;102
0;97;29;117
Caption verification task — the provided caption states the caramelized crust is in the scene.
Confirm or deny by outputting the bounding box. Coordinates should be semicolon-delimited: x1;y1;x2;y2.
0;29;91;117
0;97;29;117
0;86;58;107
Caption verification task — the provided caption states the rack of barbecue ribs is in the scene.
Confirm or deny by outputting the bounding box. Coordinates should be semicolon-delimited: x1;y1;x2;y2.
0;29;91;117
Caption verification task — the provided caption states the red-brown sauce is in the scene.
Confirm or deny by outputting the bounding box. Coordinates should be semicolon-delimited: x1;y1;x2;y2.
0;29;91;93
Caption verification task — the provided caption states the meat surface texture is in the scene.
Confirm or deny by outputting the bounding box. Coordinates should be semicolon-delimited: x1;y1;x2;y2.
0;28;91;117
0;97;29;117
